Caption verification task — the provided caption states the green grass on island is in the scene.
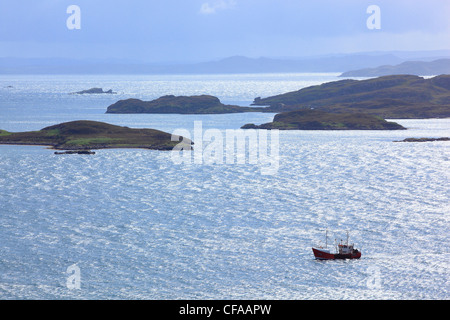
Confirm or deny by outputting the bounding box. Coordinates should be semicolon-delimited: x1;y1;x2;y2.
0;129;12;136
0;120;192;150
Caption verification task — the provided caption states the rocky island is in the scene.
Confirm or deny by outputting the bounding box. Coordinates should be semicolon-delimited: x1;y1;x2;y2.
71;87;116;94
251;74;450;119
106;95;263;114
0;120;192;151
241;109;406;130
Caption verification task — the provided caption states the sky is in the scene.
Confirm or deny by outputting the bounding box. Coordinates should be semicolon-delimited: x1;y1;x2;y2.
0;0;449;63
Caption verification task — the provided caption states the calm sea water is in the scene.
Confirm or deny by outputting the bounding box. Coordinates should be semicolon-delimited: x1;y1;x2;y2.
0;74;448;299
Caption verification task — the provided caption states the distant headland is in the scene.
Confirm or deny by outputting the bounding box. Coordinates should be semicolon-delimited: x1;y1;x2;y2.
0;120;191;151
251;74;450;119
340;59;450;77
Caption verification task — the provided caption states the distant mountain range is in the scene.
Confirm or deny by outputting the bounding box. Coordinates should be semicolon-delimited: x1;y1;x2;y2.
1;51;450;74
340;59;450;77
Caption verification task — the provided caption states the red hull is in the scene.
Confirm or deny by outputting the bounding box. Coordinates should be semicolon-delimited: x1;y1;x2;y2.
312;248;361;260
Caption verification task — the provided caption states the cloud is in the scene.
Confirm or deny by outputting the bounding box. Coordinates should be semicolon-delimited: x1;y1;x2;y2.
199;0;236;15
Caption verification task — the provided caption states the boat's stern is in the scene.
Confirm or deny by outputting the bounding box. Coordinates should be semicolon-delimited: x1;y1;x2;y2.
351;249;362;259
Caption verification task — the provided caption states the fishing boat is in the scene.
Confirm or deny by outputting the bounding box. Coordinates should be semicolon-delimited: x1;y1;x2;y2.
312;230;361;260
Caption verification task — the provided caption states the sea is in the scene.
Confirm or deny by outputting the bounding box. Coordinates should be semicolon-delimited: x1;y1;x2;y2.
0;73;448;300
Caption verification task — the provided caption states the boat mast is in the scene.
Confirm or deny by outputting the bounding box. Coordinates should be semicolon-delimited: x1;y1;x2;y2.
325;229;328;248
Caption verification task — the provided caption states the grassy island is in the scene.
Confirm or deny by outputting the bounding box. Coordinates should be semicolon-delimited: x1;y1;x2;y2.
0;120;191;151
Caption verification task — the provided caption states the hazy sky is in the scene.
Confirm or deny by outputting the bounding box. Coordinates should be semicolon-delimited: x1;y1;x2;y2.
1;0;449;62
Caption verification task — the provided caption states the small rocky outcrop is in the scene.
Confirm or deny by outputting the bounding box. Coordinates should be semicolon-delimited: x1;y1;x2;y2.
394;137;450;142
54;150;95;155
71;88;116;94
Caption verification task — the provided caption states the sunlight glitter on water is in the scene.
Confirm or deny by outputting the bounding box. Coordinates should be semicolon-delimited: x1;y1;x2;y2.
0;74;448;299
